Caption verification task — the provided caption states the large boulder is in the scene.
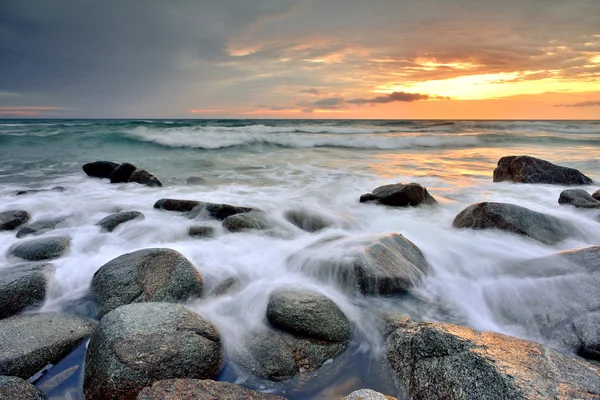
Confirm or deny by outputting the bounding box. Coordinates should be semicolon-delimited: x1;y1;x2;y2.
360;183;437;207
128;169;163;187
91;248;203;317
493;155;593;185
96;211;144;232
16;219;63;238
0;263;54;320
154;199;255;220
266;290;351;343
137;379;286;400
452;202;575;245
574;313;600;361
288;233;429;295
222;212;272;232
559;189;600;209
0;313;95;378
15;186;65;196
8;236;70;261
82;161;119;179
384;316;600;400
0;211;30;231
110;162;138;183
84;303;224;400
0;376;48;400
283;209;333;232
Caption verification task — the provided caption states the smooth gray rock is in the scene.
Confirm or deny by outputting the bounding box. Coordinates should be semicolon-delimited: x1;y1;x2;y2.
267;290;351;342
385;316;600;400
110;162;137;183
84;303;224;400
0;313;94;378
0;264;54;320
154;198;201;212
493;155;593;185
343;389;397;400
452;202;575;245
574;313;600;361
16;219;63;238
188;226;215;238
360;183;437;207
137;379;286;400
15;186;65;196
91;248;203;317
83;161;119;179
222;212;271;232
288;233;429;295
206;277;240;297
0;211;30;231
559;189;600;209
283;209;333;232
96;211;144;232
154;199;255;220
0;376;48;400
9;236;70;261
128;169;163;187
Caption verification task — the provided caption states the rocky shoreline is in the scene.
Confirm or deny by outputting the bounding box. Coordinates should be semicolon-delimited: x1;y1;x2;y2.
1;155;599;399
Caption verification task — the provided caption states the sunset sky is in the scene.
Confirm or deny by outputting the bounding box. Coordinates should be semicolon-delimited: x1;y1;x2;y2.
0;0;599;119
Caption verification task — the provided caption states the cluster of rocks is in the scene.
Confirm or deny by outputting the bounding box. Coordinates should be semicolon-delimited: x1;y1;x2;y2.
83;160;162;187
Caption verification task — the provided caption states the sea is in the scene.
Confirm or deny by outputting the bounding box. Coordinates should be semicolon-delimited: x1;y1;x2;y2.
1;119;599;399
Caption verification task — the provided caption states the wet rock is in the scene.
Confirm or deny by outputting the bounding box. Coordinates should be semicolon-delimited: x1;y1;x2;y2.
16;219;63;238
0;376;48;400
96;211;144;232
15;186;65;196
559;189;600;209
593;190;600;201
110;162;137;183
222;212;271;232
186;176;205;185
288;233;429;295
0;263;54;320
9;236;70;261
189;226;215;238
360;183;437;207
83;161;119;179
137;379;286;400
284;209;333;232
128;169;163;187
385;316;600;400
267;290;351;343
84;302;224;400
0;313;94;378
493;155;593;185
574;313;600;361
155;199;255;220
206;277;240;297
452;202;575;245
0;211;30;231
91;248;203;317
154;198;201;212
343;389;397;400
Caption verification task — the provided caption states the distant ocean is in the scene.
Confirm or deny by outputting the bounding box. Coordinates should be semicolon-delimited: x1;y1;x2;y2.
1;119;599;399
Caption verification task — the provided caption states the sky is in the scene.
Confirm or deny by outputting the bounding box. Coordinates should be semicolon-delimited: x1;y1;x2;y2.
0;0;599;119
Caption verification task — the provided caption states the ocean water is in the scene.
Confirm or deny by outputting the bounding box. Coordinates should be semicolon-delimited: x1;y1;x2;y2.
1;119;599;399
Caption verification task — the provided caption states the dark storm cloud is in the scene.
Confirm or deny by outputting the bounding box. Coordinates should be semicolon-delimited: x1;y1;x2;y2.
554;100;600;107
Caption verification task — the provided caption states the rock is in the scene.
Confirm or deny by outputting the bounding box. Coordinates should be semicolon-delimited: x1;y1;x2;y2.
84;303;224;400
0;263;54;320
8;236;70;261
222;212;271;232
385;316;600;400
186;177;205;185
452;202;575;245
83;161;119;179
96;211;144;232
16;219;63;238
15;186;65;196
0;313;94;378
267;290;351;343
189;226;215;238
128;169;163;187
154;198;201;212
154;199;255;220
343;389;397;400
206;277;240;297
283;209;333;232
493;155;593;185
574;313;600;361
288;233;429;295
559;189;600;209
0;211;30;231
359;183;437;207
593;190;600;201
91;248;203;317
110;162;137;183
137;379;286;400
0;376;48;400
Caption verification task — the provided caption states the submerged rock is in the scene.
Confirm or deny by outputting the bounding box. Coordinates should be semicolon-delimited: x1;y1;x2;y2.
84;303;224;400
9;236;70;261
343;389;397;400
110;162;137;183
186;176;205;185
0;376;48;400
15;219;63;238
154;198;201;212
137;379;286;400
222;212;271;232
15;186;65;196
493;155;593;185
96;211;144;232
559;189;600;209
188;226;215;238
0;211;30;231
384;316;600;400
283;209;333;232
91;248;203;317
288;233;429;295
0;313;94;378
128;169;163;187
360;183;437;207
0;263;54;320
82;161;119;179
452;202;575;245
154;198;255;220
